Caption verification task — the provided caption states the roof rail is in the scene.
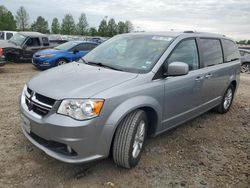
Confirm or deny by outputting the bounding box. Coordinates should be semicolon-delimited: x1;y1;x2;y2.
183;31;194;33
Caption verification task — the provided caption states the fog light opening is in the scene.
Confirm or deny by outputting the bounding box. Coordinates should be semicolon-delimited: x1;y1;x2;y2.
67;145;72;153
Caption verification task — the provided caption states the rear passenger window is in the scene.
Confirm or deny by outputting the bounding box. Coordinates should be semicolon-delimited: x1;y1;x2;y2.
6;33;13;40
74;44;88;51
200;39;223;67
168;39;199;71
222;39;240;62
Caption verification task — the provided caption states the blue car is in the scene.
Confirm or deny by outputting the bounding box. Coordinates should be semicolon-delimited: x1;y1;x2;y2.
32;41;98;70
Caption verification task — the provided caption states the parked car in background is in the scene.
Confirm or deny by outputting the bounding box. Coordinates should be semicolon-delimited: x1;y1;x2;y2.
48;34;68;45
85;36;108;44
20;31;240;168
0;32;59;64
0;31;17;40
239;49;250;73
32;41;98;70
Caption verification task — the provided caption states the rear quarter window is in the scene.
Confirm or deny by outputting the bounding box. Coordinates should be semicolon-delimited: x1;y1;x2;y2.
222;39;240;62
0;32;4;40
200;38;223;67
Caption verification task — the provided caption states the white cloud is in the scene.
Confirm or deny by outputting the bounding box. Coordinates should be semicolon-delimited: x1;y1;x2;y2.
2;0;250;39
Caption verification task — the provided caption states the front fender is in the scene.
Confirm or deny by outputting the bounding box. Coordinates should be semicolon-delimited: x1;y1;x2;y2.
96;95;162;156
106;95;162;128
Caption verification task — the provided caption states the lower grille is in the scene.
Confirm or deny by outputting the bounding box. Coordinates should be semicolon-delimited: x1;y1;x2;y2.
29;132;77;156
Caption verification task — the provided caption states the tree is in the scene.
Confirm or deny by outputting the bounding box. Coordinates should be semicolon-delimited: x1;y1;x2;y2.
76;13;88;35
31;16;49;33
117;21;126;34
0;5;16;30
88;27;98;36
98;19;108;37
107;18;117;37
15;6;29;31
61;14;75;35
51;18;60;34
124;20;134;33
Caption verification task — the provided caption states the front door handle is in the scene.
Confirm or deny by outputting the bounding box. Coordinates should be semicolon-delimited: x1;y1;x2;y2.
205;73;213;79
195;76;204;81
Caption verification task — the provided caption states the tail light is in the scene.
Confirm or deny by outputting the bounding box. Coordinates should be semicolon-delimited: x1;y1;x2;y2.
0;48;3;56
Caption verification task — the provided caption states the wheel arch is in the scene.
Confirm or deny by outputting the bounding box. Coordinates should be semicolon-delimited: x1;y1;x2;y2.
103;96;162;156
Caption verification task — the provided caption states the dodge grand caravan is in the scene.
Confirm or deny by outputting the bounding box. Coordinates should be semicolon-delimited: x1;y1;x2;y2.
19;31;240;168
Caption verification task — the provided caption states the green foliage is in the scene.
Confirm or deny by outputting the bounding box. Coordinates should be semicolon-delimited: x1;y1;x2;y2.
98;19;108;37
0;6;136;37
107;18;117;37
15;6;29;31
76;13;88;35
61;14;75;35
88;27;98;36
117;21;126;34
31;16;49;33
124;20;134;33
0;5;16;30
51;18;60;34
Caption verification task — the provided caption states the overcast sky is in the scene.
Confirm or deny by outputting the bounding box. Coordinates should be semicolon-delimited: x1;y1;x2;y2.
2;0;250;40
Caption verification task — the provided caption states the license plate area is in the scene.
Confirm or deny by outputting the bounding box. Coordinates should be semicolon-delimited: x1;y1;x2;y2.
21;114;31;133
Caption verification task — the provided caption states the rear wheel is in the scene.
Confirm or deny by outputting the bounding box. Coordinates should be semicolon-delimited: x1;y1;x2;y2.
241;63;250;73
214;84;235;114
112;110;147;168
56;58;67;66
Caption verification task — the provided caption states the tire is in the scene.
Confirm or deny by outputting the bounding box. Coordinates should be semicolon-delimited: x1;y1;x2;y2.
5;53;19;63
112;110;148;168
214;84;235;114
241;63;250;73
56;58;67;66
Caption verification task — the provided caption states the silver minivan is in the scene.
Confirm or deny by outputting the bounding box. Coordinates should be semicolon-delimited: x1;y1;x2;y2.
19;31;240;168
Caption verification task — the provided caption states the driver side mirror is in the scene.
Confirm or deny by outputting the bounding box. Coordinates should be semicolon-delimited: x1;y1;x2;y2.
164;62;189;76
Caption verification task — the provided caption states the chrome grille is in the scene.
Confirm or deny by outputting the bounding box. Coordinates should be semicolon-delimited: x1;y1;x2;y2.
23;86;55;117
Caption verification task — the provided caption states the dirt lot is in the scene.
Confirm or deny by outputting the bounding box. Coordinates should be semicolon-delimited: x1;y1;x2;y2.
0;63;249;188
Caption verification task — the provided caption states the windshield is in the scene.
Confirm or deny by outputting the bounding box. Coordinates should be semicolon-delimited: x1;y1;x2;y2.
83;34;173;73
9;33;26;46
54;41;78;50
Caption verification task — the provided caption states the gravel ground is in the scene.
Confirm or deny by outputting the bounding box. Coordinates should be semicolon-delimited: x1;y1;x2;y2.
0;63;249;188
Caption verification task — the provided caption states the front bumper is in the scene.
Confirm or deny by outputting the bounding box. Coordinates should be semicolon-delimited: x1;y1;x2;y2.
0;56;6;66
19;95;112;164
32;57;55;70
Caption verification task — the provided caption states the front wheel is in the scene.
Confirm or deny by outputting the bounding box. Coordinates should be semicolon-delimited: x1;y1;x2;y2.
112;110;147;168
56;58;67;66
214;84;235;114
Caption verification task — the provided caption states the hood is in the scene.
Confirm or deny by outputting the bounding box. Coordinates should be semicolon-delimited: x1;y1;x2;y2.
34;48;64;56
0;40;21;48
28;62;138;99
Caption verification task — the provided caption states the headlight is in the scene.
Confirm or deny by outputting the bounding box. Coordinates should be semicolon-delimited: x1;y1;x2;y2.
57;99;104;120
39;54;55;58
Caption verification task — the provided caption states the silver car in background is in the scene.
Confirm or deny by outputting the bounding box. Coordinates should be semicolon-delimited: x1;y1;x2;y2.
19;31;240;168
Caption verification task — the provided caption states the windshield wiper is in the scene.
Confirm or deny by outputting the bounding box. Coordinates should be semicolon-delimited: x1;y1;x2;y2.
80;57;89;64
86;61;123;71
